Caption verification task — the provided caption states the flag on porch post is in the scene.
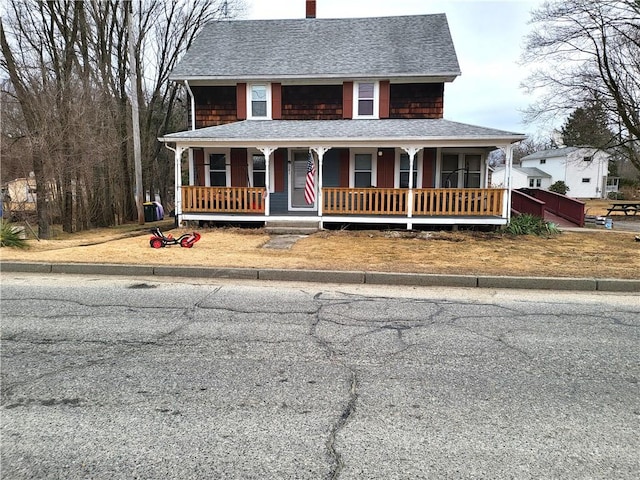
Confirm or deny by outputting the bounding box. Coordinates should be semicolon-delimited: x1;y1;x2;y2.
304;151;316;204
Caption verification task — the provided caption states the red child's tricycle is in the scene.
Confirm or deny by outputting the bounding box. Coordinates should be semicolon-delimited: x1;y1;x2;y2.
149;227;201;249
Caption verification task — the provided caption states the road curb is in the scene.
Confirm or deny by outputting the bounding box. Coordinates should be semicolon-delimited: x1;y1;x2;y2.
1;261;639;292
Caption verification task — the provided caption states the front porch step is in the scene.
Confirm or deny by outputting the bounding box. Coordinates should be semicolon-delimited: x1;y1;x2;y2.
265;220;320;235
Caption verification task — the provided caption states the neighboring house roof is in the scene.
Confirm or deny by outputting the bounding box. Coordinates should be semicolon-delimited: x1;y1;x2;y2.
160;119;525;146
521;147;579;161
520;146;611;162
513;167;551;178
171;14;461;82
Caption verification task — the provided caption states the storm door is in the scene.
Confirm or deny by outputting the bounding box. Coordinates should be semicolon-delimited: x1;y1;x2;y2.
290;151;315;208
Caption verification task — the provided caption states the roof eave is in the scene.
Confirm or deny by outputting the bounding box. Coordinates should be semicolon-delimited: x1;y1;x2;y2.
159;134;526;149
169;73;461;84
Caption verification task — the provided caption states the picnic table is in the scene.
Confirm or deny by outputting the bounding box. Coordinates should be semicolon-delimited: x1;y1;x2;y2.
605;202;640;216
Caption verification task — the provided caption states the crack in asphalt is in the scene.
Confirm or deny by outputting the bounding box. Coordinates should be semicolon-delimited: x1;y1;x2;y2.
0;288;218;404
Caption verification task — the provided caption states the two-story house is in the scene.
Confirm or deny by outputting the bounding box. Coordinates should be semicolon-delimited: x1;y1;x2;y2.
495;146;611;199
160;1;525;229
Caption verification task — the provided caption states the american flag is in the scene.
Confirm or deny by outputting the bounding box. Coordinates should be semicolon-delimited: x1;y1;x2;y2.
304;151;316;204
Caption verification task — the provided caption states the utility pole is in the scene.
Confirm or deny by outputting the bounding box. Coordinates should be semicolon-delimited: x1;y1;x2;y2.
127;0;144;224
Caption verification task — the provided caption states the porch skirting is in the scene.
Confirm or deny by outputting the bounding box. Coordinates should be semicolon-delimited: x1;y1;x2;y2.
181;213;507;228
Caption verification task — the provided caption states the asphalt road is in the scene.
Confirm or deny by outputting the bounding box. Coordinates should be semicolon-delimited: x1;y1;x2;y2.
1;273;639;479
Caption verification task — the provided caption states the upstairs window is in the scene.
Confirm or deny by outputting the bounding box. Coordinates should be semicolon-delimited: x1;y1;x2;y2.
583;156;593;162
248;84;271;119
353;82;379;119
540;159;546;164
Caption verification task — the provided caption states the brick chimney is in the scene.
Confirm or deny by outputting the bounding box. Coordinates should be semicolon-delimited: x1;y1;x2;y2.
306;0;316;18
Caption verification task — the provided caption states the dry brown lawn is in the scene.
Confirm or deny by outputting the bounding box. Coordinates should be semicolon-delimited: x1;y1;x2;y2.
2;218;639;280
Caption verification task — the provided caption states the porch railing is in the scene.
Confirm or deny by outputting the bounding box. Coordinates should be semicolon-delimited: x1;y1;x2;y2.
182;186;265;213
322;188;408;215
412;188;504;216
180;186;505;217
323;188;504;216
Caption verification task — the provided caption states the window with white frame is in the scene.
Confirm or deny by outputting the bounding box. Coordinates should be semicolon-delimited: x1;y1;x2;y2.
354;154;373;187
353;82;378;118
465;155;481;188
209;153;227;186
248;84;270;119
582;177;591;183
252;154;266;188
399;153;418;188
540;159;546;164
529;178;542;188
440;152;482;188
583;156;593;162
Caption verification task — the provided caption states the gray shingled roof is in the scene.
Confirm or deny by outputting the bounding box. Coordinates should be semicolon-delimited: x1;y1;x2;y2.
171;14;461;81
521;147;579;161
160;119;525;144
514;167;551;178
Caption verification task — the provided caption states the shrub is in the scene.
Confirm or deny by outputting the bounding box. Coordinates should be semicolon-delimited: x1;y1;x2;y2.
607;191;625;200
505;214;560;236
548;181;570;195
0;221;29;248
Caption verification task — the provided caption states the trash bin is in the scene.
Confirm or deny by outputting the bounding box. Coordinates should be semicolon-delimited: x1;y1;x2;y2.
144;202;157;222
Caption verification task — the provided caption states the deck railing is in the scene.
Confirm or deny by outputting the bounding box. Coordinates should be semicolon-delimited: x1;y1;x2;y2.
412;188;504;216
180;186;505;217
182;186;265;213
322;188;408;215
323;188;504;216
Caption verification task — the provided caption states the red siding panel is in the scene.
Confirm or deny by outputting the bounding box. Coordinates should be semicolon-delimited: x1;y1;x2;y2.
231;148;248;187
236;83;247;120
422;148;436;187
271;83;282;120
342;82;353;119
376;148;395;188
379;81;390;119
194;149;205;186
274;149;286;192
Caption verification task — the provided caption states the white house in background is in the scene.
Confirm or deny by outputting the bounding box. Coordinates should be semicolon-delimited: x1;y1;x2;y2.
494;147;611;199
492;166;552;190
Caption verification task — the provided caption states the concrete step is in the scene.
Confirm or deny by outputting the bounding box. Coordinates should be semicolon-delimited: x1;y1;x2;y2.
265;220;320;235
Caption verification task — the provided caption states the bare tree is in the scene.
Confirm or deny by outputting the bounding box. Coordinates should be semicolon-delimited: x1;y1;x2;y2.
522;0;640;171
1;0;244;235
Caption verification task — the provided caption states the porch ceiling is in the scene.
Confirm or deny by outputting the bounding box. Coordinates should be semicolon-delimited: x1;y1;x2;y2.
159;119;526;149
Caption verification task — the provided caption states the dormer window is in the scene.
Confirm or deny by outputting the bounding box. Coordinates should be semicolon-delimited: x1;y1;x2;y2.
248;84;271;119
353;81;379;119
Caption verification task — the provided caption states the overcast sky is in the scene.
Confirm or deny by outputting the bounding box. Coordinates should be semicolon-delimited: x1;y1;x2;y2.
244;0;545;136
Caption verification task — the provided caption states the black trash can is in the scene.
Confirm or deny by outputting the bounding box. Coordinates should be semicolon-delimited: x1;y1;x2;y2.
144;202;157;222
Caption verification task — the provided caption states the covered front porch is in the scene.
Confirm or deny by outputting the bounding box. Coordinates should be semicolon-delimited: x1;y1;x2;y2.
160;119;524;229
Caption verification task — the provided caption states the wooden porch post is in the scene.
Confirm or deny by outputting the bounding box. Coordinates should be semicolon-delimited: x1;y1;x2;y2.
311;146;331;228
258;147;276;217
402;147;422;230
